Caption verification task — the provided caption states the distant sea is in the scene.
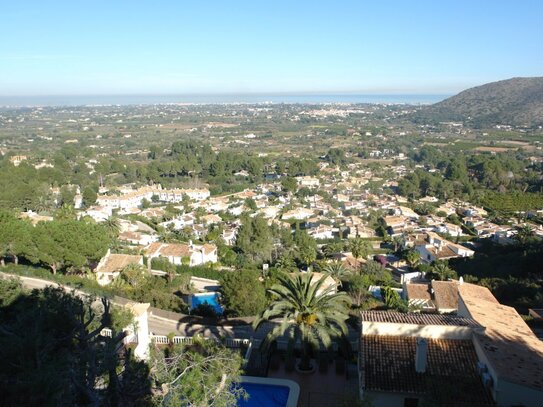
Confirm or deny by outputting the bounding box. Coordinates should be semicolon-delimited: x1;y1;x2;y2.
0;93;449;107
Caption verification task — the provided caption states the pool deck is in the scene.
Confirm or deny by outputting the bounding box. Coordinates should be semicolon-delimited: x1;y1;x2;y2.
268;358;359;407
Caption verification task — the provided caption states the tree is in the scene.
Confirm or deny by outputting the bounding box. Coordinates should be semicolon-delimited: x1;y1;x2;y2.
33;219;111;274
103;216;121;239
322;261;350;286
346;274;371;307
404;249;421;269
426;260;457;281
361;260;391;285
244;197;257;211
149;338;246;406
113;263;151;290
515;225;535;245
82;186;97;207
253;273;351;371
392;235;405;253
294;230;317;267
220;269;267;317
280;176;297;193
0;286;151;405
381;286;408;312
55;203;77;220
349;237;372;260
0;211;33;266
235;215;273;264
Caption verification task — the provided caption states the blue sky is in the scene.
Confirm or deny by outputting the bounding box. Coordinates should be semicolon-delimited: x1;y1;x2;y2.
1;0;542;95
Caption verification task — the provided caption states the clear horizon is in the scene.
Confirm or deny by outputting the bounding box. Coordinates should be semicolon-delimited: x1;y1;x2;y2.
1;1;542;96
0;93;450;108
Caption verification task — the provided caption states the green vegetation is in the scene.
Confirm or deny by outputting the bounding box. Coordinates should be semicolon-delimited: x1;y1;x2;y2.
452;240;543;313
219;269;267;317
253;273;351;370
0;283;151;405
149;338;245;406
0;279;245;406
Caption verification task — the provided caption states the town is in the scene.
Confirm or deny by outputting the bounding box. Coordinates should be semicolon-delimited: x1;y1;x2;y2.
1;98;543;406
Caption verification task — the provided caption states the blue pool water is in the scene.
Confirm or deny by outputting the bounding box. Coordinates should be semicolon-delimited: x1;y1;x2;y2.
238;383;290;407
190;292;223;315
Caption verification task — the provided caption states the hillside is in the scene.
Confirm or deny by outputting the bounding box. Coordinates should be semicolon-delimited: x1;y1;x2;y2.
415;77;543;128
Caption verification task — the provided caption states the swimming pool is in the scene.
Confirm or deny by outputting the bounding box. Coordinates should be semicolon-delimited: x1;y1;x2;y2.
189;292;223;315
237;377;299;407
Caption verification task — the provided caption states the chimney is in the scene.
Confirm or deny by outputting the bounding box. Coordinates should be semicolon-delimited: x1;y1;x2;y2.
415;338;428;373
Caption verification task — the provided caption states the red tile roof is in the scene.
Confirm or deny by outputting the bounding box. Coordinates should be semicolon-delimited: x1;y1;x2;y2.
361;335;493;405
360;311;480;327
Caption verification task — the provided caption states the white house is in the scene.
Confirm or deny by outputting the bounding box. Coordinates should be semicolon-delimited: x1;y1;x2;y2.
95;250;144;286
144;242;218;267
411;232;474;263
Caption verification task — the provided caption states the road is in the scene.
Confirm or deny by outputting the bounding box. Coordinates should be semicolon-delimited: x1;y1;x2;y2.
0;271;252;338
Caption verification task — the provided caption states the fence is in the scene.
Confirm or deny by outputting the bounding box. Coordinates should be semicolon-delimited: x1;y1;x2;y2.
149;334;251;348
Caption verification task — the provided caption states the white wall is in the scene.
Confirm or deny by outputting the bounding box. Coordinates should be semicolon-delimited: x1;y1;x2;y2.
362;321;473;340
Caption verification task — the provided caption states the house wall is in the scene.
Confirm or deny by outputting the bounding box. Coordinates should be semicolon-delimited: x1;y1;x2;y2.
361;321;472;339
495;380;543;407
472;335;543;407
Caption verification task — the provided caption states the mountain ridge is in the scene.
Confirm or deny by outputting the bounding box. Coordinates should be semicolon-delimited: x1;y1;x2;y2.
416;77;543;128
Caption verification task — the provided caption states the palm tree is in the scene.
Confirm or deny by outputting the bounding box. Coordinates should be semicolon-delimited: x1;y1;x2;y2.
253;273;351;371
404;249;421;269
103;217;121;238
515;225;534;245
322;261;350;286
429;260;456;281
349;237;372;260
392;235;405;253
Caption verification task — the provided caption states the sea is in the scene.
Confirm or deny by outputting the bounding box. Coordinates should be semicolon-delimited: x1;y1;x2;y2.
0;93;449;107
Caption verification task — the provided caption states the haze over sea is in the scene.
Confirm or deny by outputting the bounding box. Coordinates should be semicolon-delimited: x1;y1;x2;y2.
0;94;449;107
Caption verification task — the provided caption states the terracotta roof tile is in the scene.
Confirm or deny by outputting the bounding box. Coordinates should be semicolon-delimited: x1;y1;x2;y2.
431;280;459;310
360;311;480;327
361;335;493;405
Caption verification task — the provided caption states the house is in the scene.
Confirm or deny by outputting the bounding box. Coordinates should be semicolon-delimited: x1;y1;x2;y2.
9;155;27;166
95;250;143;286
144;242;217;267
457;283;543;406
433;222;463;237
140;207;166;219
295;176;320;188
408;232;474;263
307;224;335;240
84;205;113;222
221;227;238;246
282;207;315;221
383;216;407;233
118;231;158;246
404;280;459;313
19;211;54;225
359;311;492;407
201;213;222;225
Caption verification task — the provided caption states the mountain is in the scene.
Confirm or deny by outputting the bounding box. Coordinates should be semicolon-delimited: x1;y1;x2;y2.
416;77;543;128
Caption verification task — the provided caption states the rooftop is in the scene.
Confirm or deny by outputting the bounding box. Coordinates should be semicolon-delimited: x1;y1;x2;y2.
458;282;543;391
360;311;480;327
361;335;493;406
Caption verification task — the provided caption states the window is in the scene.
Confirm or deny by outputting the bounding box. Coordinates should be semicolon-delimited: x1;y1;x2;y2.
404;398;419;407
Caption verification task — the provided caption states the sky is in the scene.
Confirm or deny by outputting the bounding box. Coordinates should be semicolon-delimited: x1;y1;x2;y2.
1;0;542;96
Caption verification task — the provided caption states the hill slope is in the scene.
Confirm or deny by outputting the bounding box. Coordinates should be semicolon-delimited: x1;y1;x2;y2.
418;77;543;127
